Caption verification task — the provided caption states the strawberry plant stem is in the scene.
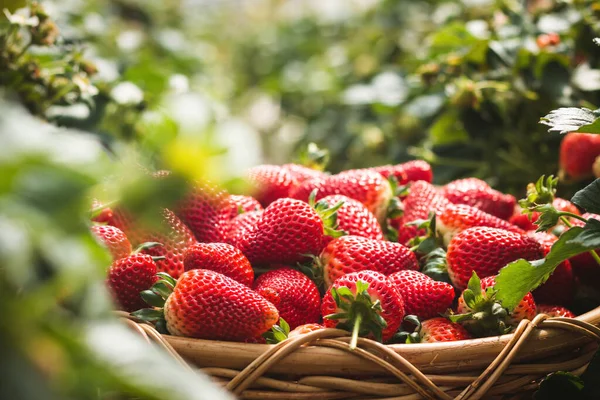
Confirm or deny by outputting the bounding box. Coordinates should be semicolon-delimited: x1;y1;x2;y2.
350;312;363;350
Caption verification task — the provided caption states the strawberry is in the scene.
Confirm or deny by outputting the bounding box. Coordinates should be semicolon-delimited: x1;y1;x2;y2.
253;268;321;329
238;197;343;266
317;236;419;288
441;178;516;220
436;203;523;245
226;210;263;248
399;317;471;343
322;270;405;347
290;169;392;222
226;195;263;214
509;198;580;231
527;231;574;306
447;227;544;290
393;181;449;245
559;132;600;180
91;198;115;224
536;305;575;318
131;209;197;279
183;243;254;287
134;270;279;341
373;160;433;184
319;195;384;241
91;200;135;236
453;274;536;337
107;253;158;312
568;213;600;283
282;163;327;183
388;270;454;320
174;181;231;243
247;165;297;206
91;224;132;260
288;323;325;339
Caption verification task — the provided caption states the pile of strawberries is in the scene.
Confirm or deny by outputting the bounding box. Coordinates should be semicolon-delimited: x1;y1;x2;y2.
90;159;594;346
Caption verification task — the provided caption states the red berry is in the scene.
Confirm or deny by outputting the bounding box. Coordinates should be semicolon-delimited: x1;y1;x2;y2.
536;304;575;318
388;270;454;320
419;318;471;343
184;242;254;287
319;236;419;288
559;132;600;180
107;254;158;312
164;269;279;341
447;227;544;290
253;268;321;329
91;224;132;260
441;178;516;220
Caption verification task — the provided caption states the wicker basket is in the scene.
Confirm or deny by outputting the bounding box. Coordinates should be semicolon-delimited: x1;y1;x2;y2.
121;307;600;400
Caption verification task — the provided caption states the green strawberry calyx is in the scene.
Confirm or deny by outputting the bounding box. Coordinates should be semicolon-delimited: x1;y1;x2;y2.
447;272;510;338
297;142;330;171
391;315;423;344
262;317;291;344
297;254;326;295
324;280;387;350
130;272;176;333
309;189;347;239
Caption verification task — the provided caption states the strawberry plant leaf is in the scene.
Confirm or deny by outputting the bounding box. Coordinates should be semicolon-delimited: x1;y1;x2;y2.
534;372;585;399
540;107;600;134
572;179;600;215
495;222;600;311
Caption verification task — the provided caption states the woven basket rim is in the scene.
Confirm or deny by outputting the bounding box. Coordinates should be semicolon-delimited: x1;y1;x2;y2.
160;306;600;376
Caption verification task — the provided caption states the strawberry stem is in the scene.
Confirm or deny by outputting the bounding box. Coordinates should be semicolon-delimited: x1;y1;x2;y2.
350;312;362;350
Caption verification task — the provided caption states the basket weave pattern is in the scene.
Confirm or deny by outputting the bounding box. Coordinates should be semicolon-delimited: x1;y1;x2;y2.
120;308;600;400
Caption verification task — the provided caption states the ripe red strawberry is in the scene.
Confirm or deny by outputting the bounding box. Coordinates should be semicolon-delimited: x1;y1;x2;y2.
238;198;343;266
318;236;419;288
393;181;449;245
282;163;328;183
447;227;544;290
373;160;433;184
402;317;471;343
437;203;523;245
290;169;392;222
247;165;297;206
253;268;321;329
569;213;600;283
174;181;231;243
288;323;325;339
91;198;115;224
90;200;135;235
107;253;158;312
226;210;263;248
419;318;471;342
454;274;536;336
388;270;454;320
441;178;516;220
536;304;575;318
527;231;574;306
132;209;197;279
184;243;254;287
322;270;405;347
509;198;580;231
319;195;384;241
559;132;600;180
91;224;132;260
160;269;279;341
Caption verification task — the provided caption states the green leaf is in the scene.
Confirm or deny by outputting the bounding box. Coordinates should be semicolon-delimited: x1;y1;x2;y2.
495;223;600;311
540;107;600;134
155;272;177;288
279;318;290;336
140;290;165;307
151;282;174;300
130;308;164;322
572;179;600;215
534;372;585;399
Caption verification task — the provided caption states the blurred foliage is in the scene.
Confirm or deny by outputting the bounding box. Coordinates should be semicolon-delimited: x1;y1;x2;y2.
190;0;600;194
